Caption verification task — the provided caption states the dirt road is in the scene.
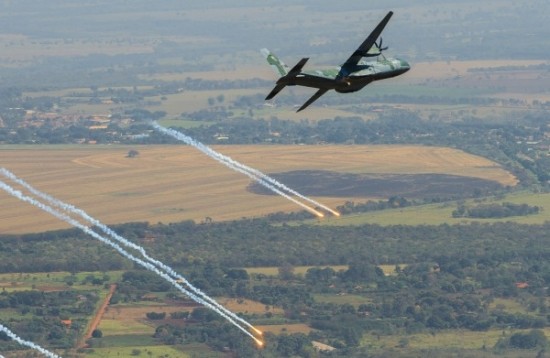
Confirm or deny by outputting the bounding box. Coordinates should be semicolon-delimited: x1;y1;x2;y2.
78;283;117;348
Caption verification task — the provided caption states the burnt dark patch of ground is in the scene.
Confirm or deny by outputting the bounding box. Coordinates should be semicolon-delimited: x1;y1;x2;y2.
247;170;503;199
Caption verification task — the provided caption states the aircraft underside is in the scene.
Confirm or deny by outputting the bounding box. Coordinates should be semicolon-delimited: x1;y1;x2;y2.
287;74;373;93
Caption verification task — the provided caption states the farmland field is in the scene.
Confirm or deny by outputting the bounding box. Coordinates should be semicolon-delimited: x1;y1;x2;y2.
0;144;515;234
217;298;284;315
0;268;233;356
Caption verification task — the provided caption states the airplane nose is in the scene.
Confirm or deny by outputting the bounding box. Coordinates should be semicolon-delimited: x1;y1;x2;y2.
399;59;410;72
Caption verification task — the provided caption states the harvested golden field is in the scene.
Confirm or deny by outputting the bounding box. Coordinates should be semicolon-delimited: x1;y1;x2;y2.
0;144;516;234
217;298;283;315
99;304;188;336
257;324;312;335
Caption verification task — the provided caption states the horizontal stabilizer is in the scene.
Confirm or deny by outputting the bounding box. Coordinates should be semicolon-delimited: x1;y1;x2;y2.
265;84;286;100
297;88;329;112
287;57;309;78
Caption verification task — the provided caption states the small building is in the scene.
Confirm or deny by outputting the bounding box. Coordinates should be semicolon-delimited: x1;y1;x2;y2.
312;341;336;352
515;282;529;289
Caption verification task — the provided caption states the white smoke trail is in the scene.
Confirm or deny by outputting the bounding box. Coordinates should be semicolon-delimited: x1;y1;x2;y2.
0;323;61;358
151;122;334;217
0;168;260;335
0;180;261;345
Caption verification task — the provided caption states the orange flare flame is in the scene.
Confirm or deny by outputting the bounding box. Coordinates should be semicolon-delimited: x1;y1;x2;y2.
255;338;264;348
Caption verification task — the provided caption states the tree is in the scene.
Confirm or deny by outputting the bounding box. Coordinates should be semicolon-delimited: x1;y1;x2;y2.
126;149;139;158
276;333;313;356
278;263;295;281
91;329;102;338
146;312;166;320
0;331;9;341
509;330;547;349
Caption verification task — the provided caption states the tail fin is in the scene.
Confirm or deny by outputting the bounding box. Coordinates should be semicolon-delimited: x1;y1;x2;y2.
261;48;289;77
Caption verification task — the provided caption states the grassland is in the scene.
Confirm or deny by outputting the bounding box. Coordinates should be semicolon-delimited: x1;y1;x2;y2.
489;298;529;315
0;144;515;234
148;88;264;116
245;265;349;277
0;271;123;293
245;265;403;277
84;345;192;358
320;190;550;227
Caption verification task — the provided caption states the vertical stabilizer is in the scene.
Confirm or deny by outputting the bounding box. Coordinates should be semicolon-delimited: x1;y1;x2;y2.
261;48;289;77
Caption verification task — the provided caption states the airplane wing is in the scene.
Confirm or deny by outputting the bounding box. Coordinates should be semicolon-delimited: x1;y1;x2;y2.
341;11;393;69
297;88;329;112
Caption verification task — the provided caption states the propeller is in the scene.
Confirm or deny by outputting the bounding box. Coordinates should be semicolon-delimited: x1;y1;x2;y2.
376;37;389;52
360;37;388;58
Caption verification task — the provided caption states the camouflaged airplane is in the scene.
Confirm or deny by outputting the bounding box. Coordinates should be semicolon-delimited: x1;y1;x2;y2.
262;11;410;112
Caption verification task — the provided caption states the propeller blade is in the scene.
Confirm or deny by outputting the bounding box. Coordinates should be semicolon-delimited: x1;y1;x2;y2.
377;37;388;51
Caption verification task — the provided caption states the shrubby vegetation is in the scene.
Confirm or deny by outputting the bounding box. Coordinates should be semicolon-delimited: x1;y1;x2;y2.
336;196;413;215
453;202;540;218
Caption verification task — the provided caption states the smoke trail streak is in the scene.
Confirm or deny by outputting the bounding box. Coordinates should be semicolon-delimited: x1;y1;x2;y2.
0;323;61;358
0;181;261;344
0;168;259;335
151;122;333;217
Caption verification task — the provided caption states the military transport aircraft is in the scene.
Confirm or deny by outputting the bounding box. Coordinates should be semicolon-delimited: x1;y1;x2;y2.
262;11;410;112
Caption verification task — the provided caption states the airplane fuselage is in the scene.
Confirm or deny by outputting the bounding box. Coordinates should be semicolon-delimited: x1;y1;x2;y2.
277;57;410;93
